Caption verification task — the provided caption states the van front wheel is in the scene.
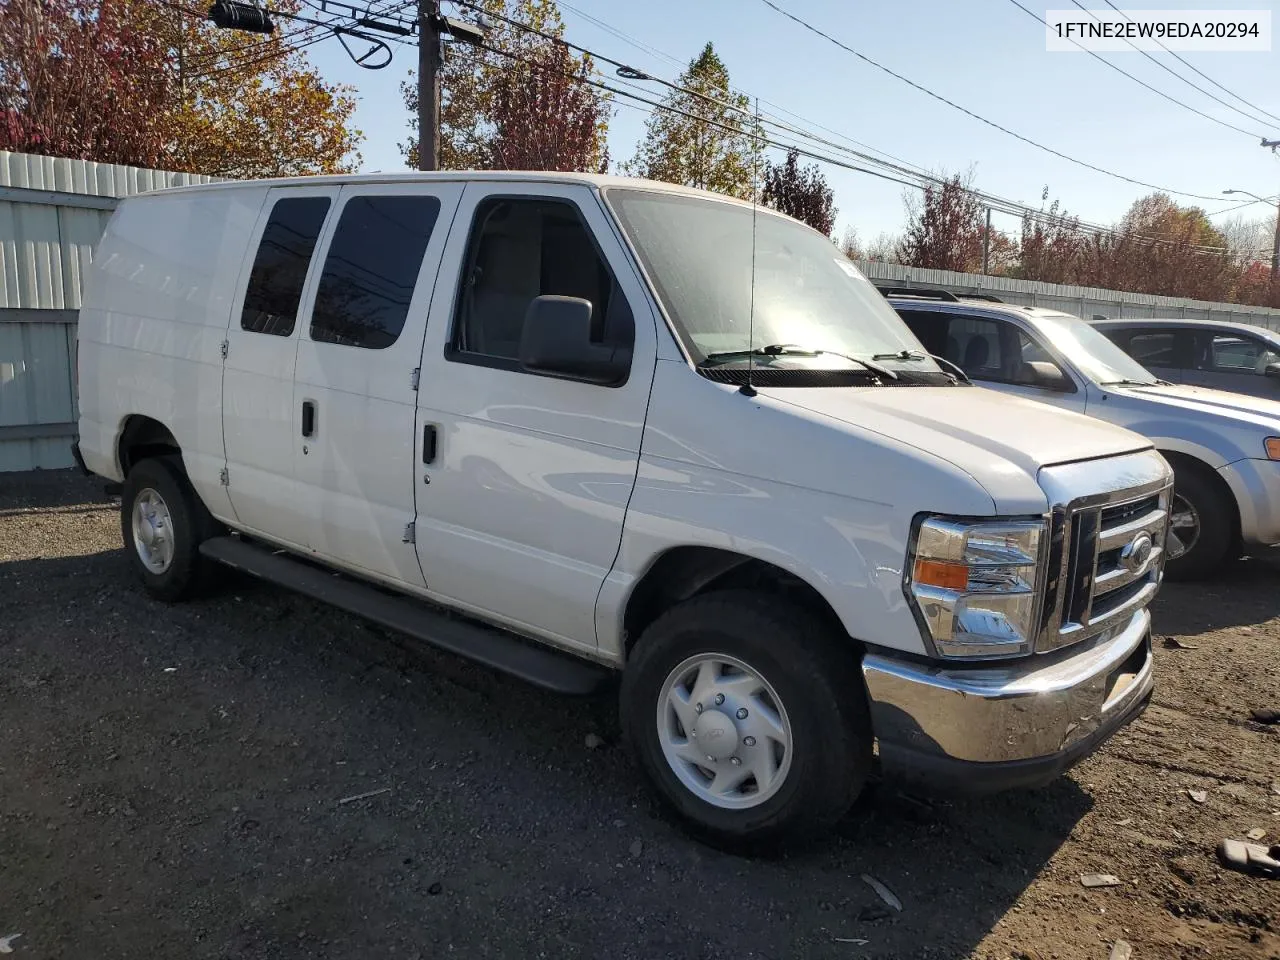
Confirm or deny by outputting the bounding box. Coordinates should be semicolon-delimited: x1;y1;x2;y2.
121;457;219;602
621;591;872;850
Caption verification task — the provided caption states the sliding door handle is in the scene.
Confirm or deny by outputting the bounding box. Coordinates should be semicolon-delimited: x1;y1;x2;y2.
422;423;437;464
301;400;316;438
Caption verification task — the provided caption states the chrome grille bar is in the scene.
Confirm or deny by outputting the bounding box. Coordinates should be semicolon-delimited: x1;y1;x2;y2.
1036;451;1172;654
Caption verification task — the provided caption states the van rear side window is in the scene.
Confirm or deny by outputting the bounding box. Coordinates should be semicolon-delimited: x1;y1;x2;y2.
241;196;331;336
310;195;441;350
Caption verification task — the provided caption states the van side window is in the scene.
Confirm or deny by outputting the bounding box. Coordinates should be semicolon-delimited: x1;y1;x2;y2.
241;196;331;336
450;197;634;368
310;195;441;350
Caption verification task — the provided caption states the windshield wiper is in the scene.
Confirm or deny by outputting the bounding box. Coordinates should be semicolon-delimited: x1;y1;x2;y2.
871;349;928;361
1100;378;1158;387
700;343;898;379
872;349;970;384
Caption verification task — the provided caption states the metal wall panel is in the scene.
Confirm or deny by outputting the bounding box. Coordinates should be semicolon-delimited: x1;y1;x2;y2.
0;151;220;469
855;260;1280;330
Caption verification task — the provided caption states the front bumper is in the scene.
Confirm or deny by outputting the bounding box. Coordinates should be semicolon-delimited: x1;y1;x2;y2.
862;608;1153;793
1219;457;1280;547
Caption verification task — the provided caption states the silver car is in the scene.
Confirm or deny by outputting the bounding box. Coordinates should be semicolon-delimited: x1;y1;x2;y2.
888;290;1280;580
1092;317;1280;400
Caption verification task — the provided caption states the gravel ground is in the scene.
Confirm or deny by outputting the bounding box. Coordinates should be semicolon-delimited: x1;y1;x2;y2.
1;469;1277;960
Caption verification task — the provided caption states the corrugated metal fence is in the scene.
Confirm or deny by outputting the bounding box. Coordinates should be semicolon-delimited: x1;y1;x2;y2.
0;151;218;470
854;260;1280;330
4;146;1280;471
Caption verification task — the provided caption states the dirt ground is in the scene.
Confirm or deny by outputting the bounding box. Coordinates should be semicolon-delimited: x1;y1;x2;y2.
0;469;1277;960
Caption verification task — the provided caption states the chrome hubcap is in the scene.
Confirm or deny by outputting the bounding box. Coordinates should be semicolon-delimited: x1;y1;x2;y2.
656;653;793;810
131;488;174;574
1167;493;1200;560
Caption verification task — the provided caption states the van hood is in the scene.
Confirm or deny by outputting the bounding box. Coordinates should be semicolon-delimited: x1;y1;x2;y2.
761;384;1151;498
1111;382;1280;429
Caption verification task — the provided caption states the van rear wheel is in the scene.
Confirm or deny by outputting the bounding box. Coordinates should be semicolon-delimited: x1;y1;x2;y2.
121;456;220;602
621;590;871;851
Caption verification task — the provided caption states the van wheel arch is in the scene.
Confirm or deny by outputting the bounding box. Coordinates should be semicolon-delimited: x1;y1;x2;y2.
118;415;182;477
622;547;851;660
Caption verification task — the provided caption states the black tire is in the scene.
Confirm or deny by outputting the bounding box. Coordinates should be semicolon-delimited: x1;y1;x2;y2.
120;456;221;602
620;590;872;852
1164;460;1235;582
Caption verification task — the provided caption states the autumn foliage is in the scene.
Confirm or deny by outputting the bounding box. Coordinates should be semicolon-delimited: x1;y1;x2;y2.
0;0;169;165
891;174;1279;308
762;148;836;236
486;41;607;172
401;0;609;172
0;0;360;177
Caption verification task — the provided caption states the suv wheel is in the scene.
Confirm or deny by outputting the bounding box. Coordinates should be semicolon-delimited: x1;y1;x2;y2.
121;456;221;601
621;590;872;850
1164;462;1234;581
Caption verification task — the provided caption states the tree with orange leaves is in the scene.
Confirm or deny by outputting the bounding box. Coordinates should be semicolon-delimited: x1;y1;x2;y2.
0;0;361;177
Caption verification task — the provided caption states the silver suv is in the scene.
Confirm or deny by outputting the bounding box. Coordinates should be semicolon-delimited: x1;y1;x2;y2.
1092;317;1280;401
886;289;1280;580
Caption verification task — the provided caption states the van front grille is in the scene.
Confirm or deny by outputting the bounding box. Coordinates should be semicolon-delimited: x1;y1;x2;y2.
1037;485;1171;653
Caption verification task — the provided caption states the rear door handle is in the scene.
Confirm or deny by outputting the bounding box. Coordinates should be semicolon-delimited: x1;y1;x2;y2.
422;424;437;464
302;400;316;438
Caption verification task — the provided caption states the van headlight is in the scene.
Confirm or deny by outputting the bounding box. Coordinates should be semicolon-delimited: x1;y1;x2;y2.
903;516;1047;659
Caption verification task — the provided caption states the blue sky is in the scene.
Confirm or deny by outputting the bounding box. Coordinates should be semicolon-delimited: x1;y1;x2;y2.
306;0;1280;243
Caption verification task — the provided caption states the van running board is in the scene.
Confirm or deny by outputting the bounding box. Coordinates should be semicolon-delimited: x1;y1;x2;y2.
198;536;614;695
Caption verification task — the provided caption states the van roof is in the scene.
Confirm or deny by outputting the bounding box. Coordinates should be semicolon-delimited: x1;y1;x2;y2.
130;170;765;209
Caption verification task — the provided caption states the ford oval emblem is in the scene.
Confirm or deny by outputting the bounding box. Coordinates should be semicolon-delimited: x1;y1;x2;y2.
1120;531;1154;574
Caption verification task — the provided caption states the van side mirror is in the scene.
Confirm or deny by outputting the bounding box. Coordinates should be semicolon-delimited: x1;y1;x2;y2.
1265;361;1280;380
518;295;627;385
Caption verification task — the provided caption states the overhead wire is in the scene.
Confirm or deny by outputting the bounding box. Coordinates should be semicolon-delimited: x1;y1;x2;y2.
177;0;413;77
1099;0;1280;127
453;31;1231;254
461;2;1235;252
752;0;1239;201
1064;0;1277;130
554;0;942;183
1005;0;1266;138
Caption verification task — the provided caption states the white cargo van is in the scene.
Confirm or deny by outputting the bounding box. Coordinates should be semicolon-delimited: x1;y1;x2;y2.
74;172;1171;848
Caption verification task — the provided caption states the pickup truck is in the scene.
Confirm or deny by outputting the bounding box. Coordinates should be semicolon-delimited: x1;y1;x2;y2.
887;289;1280;580
74;173;1170;849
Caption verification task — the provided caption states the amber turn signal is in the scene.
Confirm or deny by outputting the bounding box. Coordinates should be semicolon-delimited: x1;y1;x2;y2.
1266;437;1280;461
912;558;969;591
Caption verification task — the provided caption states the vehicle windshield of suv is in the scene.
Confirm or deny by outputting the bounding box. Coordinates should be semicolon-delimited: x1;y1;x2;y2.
1037;311;1159;386
606;188;940;375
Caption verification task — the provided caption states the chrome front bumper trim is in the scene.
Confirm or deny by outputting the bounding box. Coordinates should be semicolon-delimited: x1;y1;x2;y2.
863;607;1152;769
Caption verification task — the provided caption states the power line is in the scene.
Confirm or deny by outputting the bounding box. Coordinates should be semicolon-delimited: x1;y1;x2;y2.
753;0;1229;202
1010;0;1267;138
556;1;943;185
1099;0;1280;127
1065;0;1276;130
1207;193;1280;217
454;32;1231;255
162;1;344;77
468;2;1238;252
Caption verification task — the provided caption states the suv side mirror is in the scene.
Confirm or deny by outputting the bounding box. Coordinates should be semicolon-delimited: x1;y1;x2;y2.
1264;361;1280;380
1023;360;1071;391
518;295;628;385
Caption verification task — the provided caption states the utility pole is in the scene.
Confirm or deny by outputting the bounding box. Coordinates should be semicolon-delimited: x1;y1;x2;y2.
1265;139;1280;281
417;0;441;172
981;206;992;275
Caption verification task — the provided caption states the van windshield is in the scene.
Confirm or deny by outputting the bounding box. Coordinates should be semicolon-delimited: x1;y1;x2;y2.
605;188;938;374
